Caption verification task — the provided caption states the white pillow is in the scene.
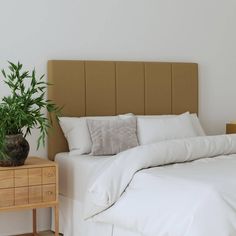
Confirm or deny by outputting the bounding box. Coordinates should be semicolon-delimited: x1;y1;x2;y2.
137;112;198;145
59;112;205;155
59;114;130;155
122;113;205;136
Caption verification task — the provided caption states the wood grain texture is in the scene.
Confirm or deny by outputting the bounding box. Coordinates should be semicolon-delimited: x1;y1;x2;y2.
0;170;14;188
15;169;29;187
54;205;59;236
43;184;56;202
33;208;37;235
42;167;56;185
29;168;42;186
0;188;14;207
0;157;59;235
15;187;29;205
0;157;57;209
29;186;42;204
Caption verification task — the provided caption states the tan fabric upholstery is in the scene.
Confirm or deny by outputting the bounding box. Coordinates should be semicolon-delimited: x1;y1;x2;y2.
48;60;198;160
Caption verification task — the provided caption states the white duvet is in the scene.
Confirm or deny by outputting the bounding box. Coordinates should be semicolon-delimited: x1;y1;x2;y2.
84;134;236;236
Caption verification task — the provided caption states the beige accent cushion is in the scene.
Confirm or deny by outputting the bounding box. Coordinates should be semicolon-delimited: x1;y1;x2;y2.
87;117;139;155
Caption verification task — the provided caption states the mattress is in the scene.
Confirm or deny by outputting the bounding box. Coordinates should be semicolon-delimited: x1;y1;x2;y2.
55;152;114;201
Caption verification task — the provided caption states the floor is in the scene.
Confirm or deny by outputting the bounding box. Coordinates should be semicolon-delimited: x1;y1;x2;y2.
39;231;55;236
18;231;60;236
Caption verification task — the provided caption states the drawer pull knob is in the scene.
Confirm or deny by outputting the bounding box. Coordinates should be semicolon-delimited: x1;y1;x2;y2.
47;191;53;195
47;173;54;177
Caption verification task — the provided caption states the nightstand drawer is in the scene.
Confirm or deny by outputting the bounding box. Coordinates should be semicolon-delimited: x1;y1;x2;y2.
43;167;56;184
15;169;28;187
0;170;14;189
15;187;29;205
29;185;42;204
43;184;56;202
29;168;42;186
0;188;14;207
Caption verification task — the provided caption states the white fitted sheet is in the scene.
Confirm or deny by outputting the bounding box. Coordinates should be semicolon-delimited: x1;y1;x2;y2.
55;152;114;202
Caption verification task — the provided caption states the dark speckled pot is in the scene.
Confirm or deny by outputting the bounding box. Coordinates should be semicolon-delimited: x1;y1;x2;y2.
0;134;30;167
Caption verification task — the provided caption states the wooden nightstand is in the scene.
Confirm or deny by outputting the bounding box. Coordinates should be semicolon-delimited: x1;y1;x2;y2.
0;157;59;236
226;123;236;134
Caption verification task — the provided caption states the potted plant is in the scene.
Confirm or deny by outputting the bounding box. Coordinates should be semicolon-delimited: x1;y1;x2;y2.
0;62;60;167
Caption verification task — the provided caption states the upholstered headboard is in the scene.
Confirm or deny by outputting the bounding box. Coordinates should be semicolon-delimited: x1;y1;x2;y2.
47;60;198;160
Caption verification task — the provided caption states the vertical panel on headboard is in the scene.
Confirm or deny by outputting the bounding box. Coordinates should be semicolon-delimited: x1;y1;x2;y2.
116;62;145;114
48;61;86;116
85;61;116;116
171;63;198;114
47;60;86;160
145;63;172;115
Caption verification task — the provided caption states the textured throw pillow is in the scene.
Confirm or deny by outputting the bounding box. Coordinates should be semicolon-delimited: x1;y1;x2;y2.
87;117;139;155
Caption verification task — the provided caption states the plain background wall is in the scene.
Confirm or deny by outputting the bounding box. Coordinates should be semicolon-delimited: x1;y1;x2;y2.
0;0;236;234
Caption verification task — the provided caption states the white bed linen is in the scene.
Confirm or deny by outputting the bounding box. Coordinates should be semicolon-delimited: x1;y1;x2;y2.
51;195;141;236
84;134;236;236
94;154;236;236
55;153;114;201
51;195;112;236
54;154;139;236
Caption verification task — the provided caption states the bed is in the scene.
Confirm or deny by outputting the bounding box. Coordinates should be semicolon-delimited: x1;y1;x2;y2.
48;60;236;236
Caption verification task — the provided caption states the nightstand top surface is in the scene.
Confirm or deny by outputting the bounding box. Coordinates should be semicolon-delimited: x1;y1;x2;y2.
0;157;56;170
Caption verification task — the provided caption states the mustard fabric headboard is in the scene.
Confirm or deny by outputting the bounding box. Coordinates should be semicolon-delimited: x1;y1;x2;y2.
48;60;198;160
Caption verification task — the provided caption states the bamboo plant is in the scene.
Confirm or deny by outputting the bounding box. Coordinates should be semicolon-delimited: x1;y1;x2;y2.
0;62;60;159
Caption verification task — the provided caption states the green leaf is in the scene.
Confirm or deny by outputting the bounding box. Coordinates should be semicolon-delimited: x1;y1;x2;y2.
0;61;62;158
1;69;6;78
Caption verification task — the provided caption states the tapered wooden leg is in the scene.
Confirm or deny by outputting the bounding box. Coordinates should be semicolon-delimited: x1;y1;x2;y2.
33;208;37;236
54;205;59;236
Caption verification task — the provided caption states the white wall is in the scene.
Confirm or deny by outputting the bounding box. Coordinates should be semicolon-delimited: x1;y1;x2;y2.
0;0;236;234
